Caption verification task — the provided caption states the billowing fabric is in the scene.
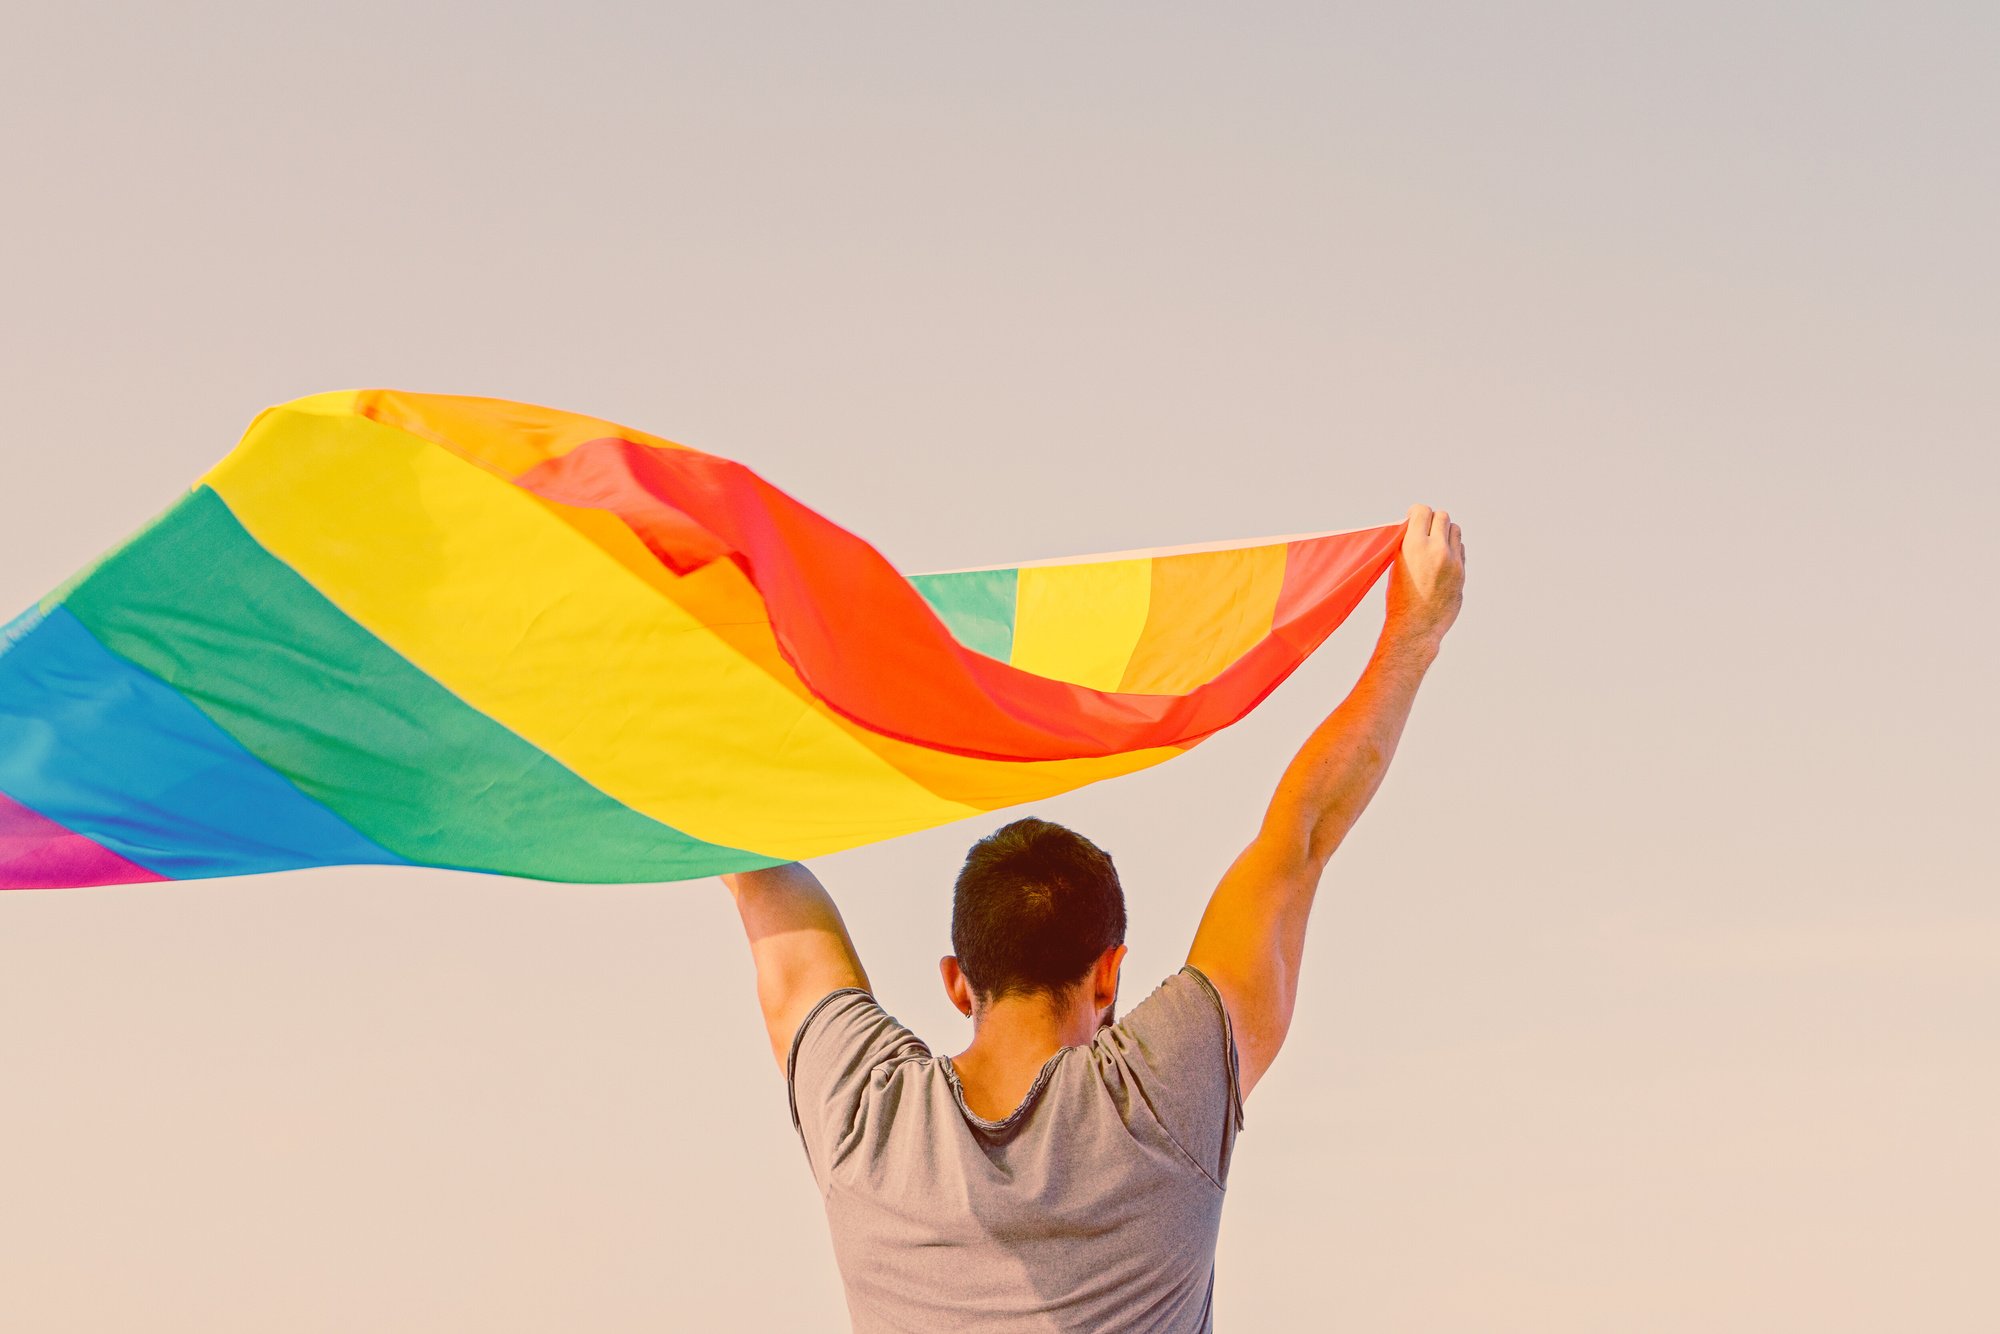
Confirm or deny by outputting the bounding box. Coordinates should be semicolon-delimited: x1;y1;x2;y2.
0;391;1401;890
788;969;1244;1333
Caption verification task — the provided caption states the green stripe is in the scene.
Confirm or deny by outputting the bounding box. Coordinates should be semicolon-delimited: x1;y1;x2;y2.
907;568;1017;661
59;487;783;882
40;494;191;615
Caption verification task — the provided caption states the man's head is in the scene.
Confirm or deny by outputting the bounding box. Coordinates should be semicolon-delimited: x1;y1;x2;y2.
940;817;1128;1027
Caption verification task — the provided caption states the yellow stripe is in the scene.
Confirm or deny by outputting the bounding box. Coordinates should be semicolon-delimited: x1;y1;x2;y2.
1010;559;1154;690
204;405;1177;858
1118;545;1289;694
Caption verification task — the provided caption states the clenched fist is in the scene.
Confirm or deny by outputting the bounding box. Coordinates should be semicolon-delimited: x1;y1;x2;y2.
1384;503;1465;651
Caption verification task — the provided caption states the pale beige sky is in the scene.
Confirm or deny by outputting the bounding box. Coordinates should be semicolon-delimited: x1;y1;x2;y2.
2;4;1995;1331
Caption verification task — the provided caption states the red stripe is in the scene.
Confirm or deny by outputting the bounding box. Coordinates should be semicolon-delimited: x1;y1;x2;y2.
0;791;169;890
1272;528;1408;647
514;438;1403;762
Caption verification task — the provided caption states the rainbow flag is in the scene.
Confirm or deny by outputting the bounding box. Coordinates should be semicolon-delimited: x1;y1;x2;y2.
0;392;1402;891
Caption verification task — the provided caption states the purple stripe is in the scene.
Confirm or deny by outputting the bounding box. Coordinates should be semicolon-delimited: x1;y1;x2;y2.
0;790;168;890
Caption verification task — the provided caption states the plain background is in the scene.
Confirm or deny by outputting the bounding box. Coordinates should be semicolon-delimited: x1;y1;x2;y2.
2;4;1994;1330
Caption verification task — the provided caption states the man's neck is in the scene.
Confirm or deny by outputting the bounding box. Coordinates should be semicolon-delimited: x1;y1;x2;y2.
950;990;1099;1122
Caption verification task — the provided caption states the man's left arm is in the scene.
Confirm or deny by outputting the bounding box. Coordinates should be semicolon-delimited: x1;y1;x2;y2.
722;862;871;1071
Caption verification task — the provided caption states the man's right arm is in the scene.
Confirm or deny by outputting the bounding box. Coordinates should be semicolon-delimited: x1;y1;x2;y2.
723;862;871;1073
1186;504;1464;1099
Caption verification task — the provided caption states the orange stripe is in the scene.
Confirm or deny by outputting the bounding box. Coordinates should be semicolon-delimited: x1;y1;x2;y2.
1118;544;1290;694
355;389;692;479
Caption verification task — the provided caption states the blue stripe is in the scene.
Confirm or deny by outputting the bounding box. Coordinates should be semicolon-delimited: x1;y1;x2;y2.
0;608;406;880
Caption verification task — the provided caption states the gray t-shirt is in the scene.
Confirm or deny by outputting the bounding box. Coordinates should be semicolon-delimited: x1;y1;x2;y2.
787;967;1245;1333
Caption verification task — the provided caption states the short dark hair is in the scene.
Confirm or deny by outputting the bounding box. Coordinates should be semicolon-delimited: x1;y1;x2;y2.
951;817;1126;1001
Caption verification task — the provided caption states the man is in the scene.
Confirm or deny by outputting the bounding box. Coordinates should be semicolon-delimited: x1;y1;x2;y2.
725;505;1465;1331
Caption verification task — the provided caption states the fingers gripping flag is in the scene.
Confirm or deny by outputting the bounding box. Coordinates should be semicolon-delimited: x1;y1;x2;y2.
0;392;1402;890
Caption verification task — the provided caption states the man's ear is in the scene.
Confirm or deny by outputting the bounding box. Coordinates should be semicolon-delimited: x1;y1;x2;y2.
1091;944;1128;1013
940;955;975;1018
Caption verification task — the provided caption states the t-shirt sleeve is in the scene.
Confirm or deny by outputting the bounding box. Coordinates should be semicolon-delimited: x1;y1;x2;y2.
786;988;929;1186
1104;966;1246;1187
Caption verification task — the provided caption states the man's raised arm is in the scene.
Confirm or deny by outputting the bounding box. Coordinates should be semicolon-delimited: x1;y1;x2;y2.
723;863;870;1071
1187;504;1465;1098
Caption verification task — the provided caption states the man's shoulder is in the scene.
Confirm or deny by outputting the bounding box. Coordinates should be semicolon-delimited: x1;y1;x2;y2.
1087;967;1245;1185
1103;967;1235;1052
788;989;933;1126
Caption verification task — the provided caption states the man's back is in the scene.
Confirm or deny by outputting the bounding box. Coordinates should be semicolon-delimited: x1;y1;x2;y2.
789;969;1244;1333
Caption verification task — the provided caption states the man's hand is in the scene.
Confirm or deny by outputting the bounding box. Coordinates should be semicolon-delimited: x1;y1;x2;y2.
723;863;870;1073
1385;503;1465;654
1187;504;1465;1098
